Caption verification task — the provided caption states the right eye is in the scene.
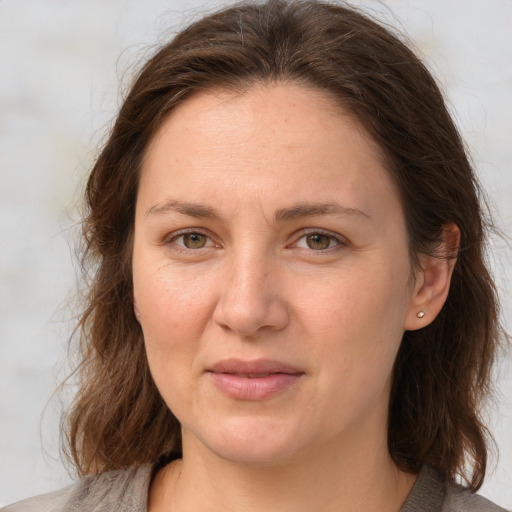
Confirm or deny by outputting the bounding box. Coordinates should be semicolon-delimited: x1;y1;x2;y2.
166;231;215;250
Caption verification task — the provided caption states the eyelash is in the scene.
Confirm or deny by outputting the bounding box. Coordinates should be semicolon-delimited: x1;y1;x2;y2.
162;229;347;253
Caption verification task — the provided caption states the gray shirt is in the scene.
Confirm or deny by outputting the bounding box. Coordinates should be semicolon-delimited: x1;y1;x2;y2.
2;464;508;511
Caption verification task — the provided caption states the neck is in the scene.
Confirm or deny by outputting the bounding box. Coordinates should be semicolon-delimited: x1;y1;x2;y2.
149;427;416;512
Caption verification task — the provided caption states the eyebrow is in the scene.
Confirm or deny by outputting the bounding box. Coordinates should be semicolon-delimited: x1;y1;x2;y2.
145;199;370;222
274;202;370;222
146;200;219;219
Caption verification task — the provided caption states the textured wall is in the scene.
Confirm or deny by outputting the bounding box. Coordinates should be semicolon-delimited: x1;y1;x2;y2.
1;0;511;507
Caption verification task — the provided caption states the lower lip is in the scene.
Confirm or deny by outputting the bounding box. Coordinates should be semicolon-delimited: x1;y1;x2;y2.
208;372;303;400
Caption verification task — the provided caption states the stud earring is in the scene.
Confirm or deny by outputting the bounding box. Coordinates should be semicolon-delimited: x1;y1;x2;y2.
417;311;425;319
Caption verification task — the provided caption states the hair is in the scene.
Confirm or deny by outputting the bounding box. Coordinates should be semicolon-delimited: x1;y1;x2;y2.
64;0;505;490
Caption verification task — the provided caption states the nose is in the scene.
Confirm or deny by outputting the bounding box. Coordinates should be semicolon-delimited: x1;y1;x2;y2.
212;251;289;338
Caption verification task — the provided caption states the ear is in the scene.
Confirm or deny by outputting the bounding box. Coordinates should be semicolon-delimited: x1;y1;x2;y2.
405;223;460;331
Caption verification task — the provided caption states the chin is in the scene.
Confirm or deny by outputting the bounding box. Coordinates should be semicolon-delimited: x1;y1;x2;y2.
189;416;308;467
212;441;300;468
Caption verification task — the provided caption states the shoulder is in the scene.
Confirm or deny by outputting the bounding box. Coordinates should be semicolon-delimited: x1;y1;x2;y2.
1;485;76;512
1;464;153;512
444;482;509;512
402;466;509;512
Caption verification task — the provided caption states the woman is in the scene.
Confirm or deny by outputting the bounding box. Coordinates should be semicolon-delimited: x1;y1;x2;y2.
3;0;508;510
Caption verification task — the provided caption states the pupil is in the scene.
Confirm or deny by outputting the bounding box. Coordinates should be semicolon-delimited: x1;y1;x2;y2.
307;234;329;250
184;233;206;248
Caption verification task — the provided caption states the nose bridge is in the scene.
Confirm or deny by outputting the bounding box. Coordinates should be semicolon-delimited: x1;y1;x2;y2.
233;241;269;291
214;241;288;336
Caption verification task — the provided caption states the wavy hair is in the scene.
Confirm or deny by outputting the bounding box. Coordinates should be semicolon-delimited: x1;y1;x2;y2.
64;0;505;490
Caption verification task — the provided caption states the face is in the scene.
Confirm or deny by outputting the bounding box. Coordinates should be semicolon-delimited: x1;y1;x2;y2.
133;83;419;466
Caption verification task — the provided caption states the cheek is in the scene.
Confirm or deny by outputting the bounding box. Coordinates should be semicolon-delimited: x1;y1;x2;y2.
136;265;214;329
292;270;408;435
294;260;410;387
134;271;214;416
134;267;218;382
297;264;408;341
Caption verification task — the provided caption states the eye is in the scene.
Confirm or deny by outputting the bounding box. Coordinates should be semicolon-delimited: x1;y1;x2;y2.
169;231;214;249
293;231;342;251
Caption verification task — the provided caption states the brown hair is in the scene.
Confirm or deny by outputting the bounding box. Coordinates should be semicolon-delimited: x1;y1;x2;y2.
64;0;505;490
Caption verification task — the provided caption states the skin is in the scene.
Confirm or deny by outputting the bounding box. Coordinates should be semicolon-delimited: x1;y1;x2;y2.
132;83;458;512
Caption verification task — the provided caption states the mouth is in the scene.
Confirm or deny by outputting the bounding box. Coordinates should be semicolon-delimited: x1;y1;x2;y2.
234;373;275;378
208;358;302;375
206;359;304;400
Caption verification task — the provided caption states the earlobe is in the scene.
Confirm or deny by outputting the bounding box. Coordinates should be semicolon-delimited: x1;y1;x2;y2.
405;223;460;331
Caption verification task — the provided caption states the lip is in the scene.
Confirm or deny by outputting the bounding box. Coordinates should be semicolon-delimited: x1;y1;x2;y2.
207;358;304;400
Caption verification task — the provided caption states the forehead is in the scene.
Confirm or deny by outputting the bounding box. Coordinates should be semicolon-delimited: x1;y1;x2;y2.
139;82;398;220
146;82;381;159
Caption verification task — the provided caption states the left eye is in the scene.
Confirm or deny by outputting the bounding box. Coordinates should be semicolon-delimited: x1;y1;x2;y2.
295;233;341;251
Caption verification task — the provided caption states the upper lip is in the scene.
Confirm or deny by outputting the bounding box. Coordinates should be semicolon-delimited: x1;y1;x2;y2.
208;358;303;375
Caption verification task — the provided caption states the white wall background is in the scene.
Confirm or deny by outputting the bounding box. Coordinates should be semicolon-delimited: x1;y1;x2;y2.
1;0;511;508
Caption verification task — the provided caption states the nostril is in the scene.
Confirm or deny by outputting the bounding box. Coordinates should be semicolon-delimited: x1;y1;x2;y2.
212;267;290;336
